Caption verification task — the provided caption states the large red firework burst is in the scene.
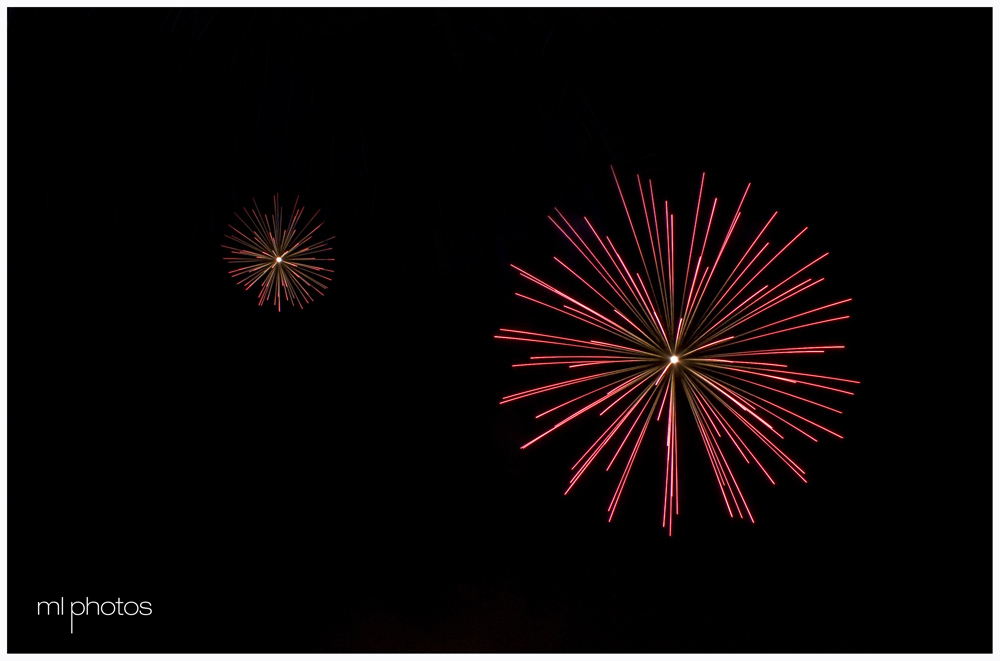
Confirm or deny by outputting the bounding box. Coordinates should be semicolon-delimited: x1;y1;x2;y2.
223;194;335;310
497;169;855;533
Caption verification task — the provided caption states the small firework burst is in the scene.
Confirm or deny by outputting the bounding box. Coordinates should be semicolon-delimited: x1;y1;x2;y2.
497;168;856;533
223;194;335;310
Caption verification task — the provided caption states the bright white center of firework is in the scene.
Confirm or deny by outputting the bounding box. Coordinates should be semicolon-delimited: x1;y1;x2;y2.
670;355;679;364
275;257;282;263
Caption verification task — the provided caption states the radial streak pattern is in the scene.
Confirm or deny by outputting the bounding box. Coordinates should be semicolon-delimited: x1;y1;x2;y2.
497;169;855;533
223;195;335;310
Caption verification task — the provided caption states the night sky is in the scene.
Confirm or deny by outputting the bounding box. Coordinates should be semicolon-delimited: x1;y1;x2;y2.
12;7;991;653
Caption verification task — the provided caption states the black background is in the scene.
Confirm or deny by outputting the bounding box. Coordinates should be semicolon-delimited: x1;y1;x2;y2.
12;7;991;653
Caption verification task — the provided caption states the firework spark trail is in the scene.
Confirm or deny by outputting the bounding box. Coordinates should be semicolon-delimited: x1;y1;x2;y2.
497;169;855;533
223;194;335;310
